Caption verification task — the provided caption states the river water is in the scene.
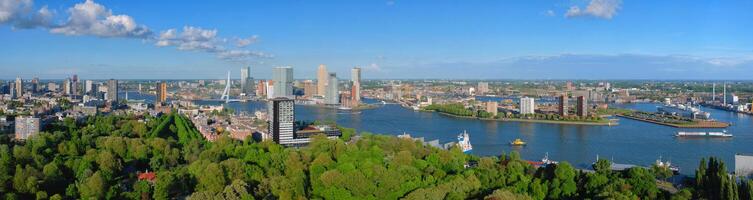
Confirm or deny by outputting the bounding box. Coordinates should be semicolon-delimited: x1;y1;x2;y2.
138;91;750;175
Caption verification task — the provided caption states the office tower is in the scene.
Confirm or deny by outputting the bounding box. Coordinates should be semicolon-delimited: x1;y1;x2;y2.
107;79;119;102
240;66;254;96
272;66;294;98
712;83;716;102
63;78;71;95
558;94;569;116
268;98;295;144
85;80;94;94
158;82;167;103
485;101;498;116
577;96;588;117
8;82;15;98
478;82;489;94
520;97;535;114
31;77;39;93
317;64;328;97
303;80;316;98
71;74;79;96
351;67;362;106
326;73;339;105
14;77;23;98
15;116;40;140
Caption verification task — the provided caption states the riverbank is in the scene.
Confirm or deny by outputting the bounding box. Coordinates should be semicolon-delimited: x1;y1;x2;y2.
431;111;616;126
616;114;730;128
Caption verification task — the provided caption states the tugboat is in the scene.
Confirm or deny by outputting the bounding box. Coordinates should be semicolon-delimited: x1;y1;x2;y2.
510;138;526;146
655;156;680;175
457;131;473;153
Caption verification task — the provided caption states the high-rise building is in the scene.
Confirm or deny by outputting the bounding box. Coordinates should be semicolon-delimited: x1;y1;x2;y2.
577;96;588;117
8;82;15;98
272;66;294;98
71;74;79;96
485;101;498;116
317;64;328;97
107;79;119;102
268;98;297;145
326;73;339;105
240;66;254;96
63;78;71;95
256;80;267;97
520;97;535;115
157;82;167;104
85;80;94;94
31;77;39;93
351;67;361;106
303;80;316;98
558;94;569;116
15;116;39;140
14;77;23;98
478;82;489;94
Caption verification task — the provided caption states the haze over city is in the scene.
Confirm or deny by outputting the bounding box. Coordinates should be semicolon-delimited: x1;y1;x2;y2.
2;0;753;79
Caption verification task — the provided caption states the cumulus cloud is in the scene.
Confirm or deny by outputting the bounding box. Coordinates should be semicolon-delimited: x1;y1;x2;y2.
0;0;270;63
235;35;258;47
50;0;151;38
565;0;621;19
1;0;53;28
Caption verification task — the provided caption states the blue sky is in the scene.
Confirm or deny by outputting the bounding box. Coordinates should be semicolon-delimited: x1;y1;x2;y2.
1;0;752;80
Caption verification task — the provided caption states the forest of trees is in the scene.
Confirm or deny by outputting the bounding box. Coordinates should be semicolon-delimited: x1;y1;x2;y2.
0;113;752;199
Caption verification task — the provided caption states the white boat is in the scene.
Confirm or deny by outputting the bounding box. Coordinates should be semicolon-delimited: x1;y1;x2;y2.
542;152;558;165
675;130;732;138
457;131;473;153
658;103;711;119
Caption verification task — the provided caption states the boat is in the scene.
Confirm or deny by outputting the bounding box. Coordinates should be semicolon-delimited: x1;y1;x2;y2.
655;156;680;175
509;138;526;146
675;130;732;138
542;152;558;165
457;131;473;153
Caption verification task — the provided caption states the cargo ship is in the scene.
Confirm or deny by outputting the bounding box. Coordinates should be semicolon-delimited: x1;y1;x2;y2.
658;103;711;120
675;130;732;138
457;131;473;153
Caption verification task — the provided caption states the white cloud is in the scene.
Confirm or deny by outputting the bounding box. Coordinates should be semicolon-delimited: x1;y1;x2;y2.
50;0;151;38
565;0;621;19
0;0;31;23
363;63;382;72
235;35;258;47
1;0;271;63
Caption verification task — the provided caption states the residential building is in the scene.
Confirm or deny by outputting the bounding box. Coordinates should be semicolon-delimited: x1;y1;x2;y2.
268;98;306;146
485;101;498;117
71;74;79;96
14;76;22;98
63;78;71;95
107;79;118;102
317;64;328;97
351;67;361;106
158;82;167;104
558;94;569;116
85;80;94;94
303;80;316;98
520;97;535;114
577;96;588;117
15;116;39;140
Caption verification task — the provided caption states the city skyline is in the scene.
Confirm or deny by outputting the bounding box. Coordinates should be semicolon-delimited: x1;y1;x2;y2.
2;0;753;80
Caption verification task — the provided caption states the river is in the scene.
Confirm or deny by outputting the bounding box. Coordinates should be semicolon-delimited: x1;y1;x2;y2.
125;91;750;175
